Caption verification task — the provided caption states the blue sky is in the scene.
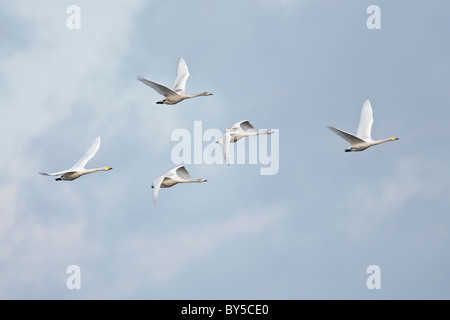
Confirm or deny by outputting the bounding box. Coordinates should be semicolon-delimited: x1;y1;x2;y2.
1;0;449;299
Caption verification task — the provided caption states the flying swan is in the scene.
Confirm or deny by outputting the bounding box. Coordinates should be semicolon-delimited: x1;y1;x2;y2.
137;57;213;105
39;136;112;181
327;99;399;152
216;120;273;164
151;165;207;204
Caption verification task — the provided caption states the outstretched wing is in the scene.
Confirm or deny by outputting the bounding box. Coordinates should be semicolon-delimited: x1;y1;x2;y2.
137;76;177;97
238;120;255;132
356;99;374;140
70;136;101;170
173;57;190;93
175;165;192;179
152;175;164;205
217;133;232;165
39;170;75;176
327;126;366;145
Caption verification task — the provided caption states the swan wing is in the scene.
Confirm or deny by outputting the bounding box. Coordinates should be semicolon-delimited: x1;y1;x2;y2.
137;76;177;97
175;165;192;180
216;134;224;147
152;175;164;204
165;165;188;179
238;120;255;132
222;132;232;165
173;57;190;93
165;165;181;177
327;126;366;145
217;133;231;164
69;136;101;170
356;99;373;140
39;170;76;176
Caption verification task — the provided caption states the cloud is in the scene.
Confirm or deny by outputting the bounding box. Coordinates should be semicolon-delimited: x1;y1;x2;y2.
0;216;86;299
0;0;148;298
108;205;287;296
0;184;22;258
149;209;283;279
344;157;449;238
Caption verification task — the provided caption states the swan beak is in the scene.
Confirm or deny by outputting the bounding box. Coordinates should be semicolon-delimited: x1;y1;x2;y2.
108;167;113;170
394;137;399;140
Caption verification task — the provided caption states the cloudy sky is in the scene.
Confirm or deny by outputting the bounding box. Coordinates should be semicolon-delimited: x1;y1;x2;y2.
1;0;449;299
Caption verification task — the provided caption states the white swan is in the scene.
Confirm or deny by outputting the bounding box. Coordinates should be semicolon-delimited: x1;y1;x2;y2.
328;99;399;152
39;136;112;181
216;120;273;164
151;165;207;204
137;57;213;105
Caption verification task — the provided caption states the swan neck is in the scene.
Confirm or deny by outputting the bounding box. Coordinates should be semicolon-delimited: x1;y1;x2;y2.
186;178;205;183
84;167;107;174
249;130;271;136
187;92;208;98
373;138;393;145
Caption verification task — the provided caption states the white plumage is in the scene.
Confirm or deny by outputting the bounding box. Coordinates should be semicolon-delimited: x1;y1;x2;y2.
217;120;273;164
39;136;112;181
151;165;207;204
328;99;399;152
137;57;212;105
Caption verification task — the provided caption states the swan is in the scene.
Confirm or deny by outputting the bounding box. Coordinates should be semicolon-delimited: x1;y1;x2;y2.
327;99;399;152
137;57;213;105
216;120;273;164
151;165;207;204
39;136;112;181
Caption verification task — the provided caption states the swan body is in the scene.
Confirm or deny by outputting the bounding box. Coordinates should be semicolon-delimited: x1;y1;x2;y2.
328;99;398;152
137;57;212;105
151;165;207;204
216;120;273;164
39;136;112;181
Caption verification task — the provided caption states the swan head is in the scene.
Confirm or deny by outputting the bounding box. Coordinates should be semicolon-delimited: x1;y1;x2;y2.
104;166;113;171
392;137;399;141
202;92;213;96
